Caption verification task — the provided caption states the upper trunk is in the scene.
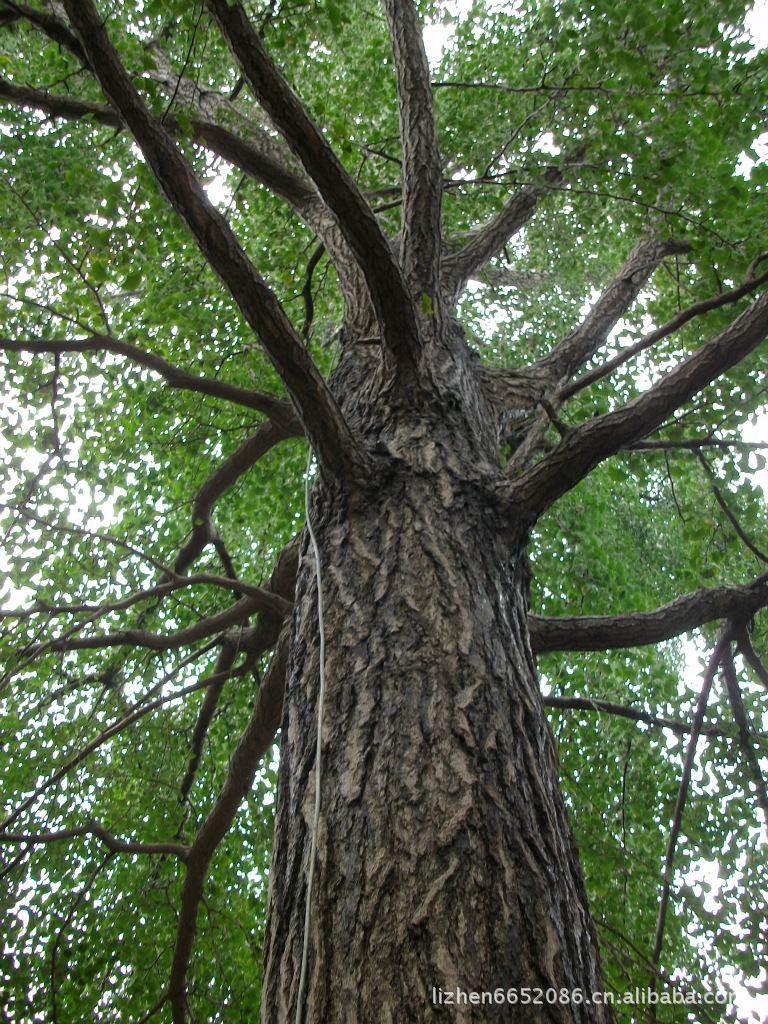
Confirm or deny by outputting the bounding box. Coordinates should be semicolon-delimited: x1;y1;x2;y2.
259;325;610;1023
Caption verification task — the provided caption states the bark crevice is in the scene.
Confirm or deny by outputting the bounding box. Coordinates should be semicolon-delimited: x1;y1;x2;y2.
261;423;608;1021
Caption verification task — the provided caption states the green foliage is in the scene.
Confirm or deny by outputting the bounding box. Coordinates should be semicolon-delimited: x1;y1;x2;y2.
0;0;767;1021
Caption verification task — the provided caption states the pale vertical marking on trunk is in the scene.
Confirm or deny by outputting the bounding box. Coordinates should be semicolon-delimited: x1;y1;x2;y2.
295;448;328;1024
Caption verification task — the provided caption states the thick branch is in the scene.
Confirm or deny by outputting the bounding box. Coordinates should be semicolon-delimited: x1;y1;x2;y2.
531;236;691;383
62;0;360;479
477;363;550;413
145;49;377;329
494;236;690;474
560;265;768;401
529;575;768;652
442;165;565;300
0;823;189;860
169;627;288;1023
504;288;768;525
202;0;420;372
383;0;442;302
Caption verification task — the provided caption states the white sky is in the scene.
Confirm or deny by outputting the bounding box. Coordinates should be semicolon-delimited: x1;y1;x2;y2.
746;0;768;48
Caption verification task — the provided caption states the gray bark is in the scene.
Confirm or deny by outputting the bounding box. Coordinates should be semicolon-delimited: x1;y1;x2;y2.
260;337;609;1023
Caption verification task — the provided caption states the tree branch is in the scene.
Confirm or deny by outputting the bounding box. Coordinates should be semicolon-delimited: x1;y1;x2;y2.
23;595;272;655
503;288;768;526
696;450;768;566
492;237;692;473
721;645;768;826
202;0;420;375
0;77;313;211
235;534;301;663
4;573;291;635
61;0;361;479
0;823;189;860
0;334;301;432
0;78;377;335
650;624;732;984
0;670;221;832
543;695;730;737
530;236;691;383
0;0;86;63
51;857;107;1024
178;640;240;804
441;164;566;301
383;0;442;303
145;47;378;330
623;437;768;453
168;626;288;1023
174;420;302;575
560;265;768;401
0;72;380;335
735;627;768;690
0;507;178;631
528;575;768;653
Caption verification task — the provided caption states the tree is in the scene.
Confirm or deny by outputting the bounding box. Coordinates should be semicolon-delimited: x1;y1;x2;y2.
0;0;767;1020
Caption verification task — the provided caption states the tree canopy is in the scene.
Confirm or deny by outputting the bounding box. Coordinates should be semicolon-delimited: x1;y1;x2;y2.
0;0;767;1021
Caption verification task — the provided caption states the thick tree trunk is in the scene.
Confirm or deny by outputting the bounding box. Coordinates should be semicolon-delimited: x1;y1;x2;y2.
260;334;610;1023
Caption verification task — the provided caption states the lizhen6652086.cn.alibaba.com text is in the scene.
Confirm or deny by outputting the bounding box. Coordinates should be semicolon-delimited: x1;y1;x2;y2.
430;986;734;1009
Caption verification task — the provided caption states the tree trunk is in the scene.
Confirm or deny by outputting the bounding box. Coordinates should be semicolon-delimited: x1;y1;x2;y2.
260;332;610;1023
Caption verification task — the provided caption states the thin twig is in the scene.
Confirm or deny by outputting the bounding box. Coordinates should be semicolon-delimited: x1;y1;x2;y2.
650;623;733;992
0;670;226;832
51;856;110;1023
721;645;768;826
544;695;731;737
735;627;768;690
0;823;189;860
696;450;768;565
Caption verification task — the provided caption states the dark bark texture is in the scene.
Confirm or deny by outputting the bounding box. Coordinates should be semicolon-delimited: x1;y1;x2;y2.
10;3;765;1020
260;336;609;1023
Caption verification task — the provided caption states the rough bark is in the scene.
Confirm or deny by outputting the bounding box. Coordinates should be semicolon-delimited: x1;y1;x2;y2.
504;288;768;525
204;0;421;374
259;337;609;1023
384;0;443;302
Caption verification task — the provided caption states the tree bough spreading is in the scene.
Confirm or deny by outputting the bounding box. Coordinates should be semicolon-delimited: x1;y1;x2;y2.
0;1;767;1021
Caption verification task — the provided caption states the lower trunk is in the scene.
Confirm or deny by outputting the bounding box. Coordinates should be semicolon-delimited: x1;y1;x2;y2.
260;459;609;1023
